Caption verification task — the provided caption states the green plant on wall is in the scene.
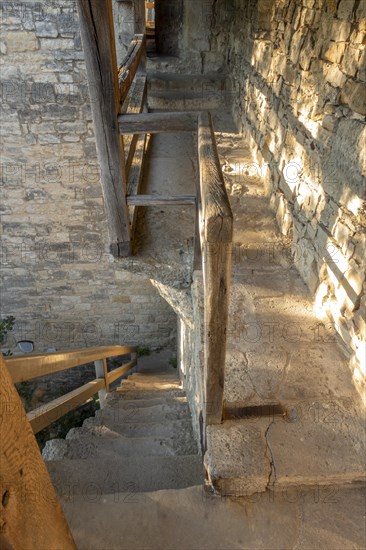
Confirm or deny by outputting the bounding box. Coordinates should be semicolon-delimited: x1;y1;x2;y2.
136;346;151;357
0;315;15;356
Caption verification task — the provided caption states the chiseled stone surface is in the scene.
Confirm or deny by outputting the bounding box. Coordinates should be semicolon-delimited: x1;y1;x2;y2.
267;398;366;487
205;398;365;495
205;420;271;496
59;484;366;550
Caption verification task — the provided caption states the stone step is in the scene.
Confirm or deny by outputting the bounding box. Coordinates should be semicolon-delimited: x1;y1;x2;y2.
116;387;187;400
50;485;366;550
93;402;192;424
120;378;181;388
204;398;366;496
43;427;198;460
82;418;196;439
148;72;227;93
47;456;204;496
104;394;188;409
128;372;179;382
147;90;226;111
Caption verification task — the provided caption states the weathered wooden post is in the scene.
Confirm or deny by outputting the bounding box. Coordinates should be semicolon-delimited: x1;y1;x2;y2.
0;355;76;549
94;358;109;408
198;112;233;427
133;0;147;73
76;0;131;256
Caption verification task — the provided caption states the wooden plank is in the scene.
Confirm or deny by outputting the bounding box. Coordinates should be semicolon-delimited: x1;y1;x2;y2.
107;358;137;385
134;0;146;34
76;0;130;257
119;112;198;134
128;133;148;237
27;379;105;434
127;195;196;206
118;34;146;103
123;76;147;176
0;355;76;549
198;111;233;243
198;112;233;426
5;345;137;384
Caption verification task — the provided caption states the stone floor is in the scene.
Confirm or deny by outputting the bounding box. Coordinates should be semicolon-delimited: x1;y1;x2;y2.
60;484;366;549
204;112;365;495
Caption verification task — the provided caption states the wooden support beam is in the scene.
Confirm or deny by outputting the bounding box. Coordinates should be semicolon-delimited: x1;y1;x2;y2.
123;76;147;176
0;355;76;549
127;195;196;206
134;0;146;34
198;111;233;426
128;133;148;238
119;112;198;134
107;357;137;385
27;379;105;434
76;0;131;257
94;358;109;408
118;35;146;103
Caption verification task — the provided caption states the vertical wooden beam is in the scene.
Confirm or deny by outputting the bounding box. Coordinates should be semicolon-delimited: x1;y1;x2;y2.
0;355;76;550
76;0;131;256
134;0;146;74
198;112;233;426
134;0;146;34
94;358;109;408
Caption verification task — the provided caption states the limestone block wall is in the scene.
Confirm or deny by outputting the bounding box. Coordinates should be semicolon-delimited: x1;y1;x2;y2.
178;272;205;451
155;0;229;74
226;0;365;398
0;1;177;353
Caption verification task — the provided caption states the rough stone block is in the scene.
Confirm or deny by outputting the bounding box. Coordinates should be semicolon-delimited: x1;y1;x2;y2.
340;80;366;115
338;0;356;20
341;45;362;77
6;31;39;52
322;41;346;64
35;21;58;38
324;64;347;88
205;421;270;496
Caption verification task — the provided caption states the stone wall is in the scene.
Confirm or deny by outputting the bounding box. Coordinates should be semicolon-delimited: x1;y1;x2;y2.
224;0;365;398
0;1;177;353
154;0;228;74
178;272;205;452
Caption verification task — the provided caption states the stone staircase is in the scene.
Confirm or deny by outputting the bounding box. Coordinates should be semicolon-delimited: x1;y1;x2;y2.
44;358;203;498
147;56;229;111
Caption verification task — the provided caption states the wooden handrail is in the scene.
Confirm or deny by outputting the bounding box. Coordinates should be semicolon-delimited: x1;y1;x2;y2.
6;345;136;383
198;111;233;426
5;346;137;433
27;379;106;434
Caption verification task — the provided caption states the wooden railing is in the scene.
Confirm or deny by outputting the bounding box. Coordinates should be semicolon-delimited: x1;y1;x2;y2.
76;1;233;428
118;110;233;427
5;345;137;434
197;112;233;425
